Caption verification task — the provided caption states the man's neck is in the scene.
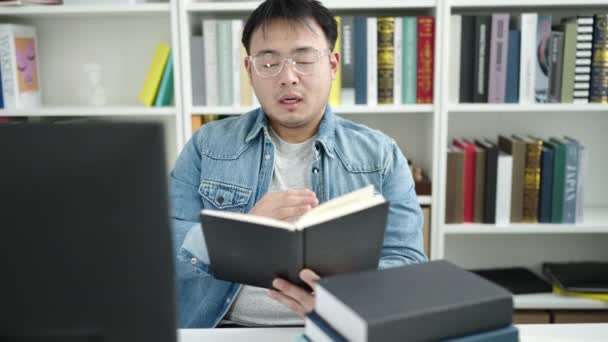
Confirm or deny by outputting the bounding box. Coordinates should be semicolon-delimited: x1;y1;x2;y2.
268;113;324;144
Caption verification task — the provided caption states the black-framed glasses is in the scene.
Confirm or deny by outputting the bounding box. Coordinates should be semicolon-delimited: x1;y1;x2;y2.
248;48;331;79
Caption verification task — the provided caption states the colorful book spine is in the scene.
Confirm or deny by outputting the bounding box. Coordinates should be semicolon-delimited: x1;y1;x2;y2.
574;16;594;103
560;18;578;103
154;52;174;107
488;13;510;103
473;15;490;103
377;17;394;104
453;139;476;222
535;15;552;103
547;32;565;103
402;16;418;104
341;16;355;105
519;13;538;104
505;31;521;103
522;138;543;222
354;16;367;104
539;143;555;223
416;16;434;104
139;42;170;106
549;138;566;223
329;16;342;106
590;14;608;103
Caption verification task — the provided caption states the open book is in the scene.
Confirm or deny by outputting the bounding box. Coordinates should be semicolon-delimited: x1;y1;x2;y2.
200;186;389;289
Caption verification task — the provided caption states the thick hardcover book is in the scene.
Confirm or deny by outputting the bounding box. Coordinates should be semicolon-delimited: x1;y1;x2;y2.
377;17;395;104
446;146;465;224
453;139;477;222
522;137;543;222
416;16;434;104
547;32;565;103
561;18;578;103
200;186;389;289
341;16;355;105
459;15;476;103
495;152;513;225
473;145;486;223
315;260;514;342
354;16;367;104
574;16;594;103
498;135;527;223
305;311;347;342
505;30;521;103
443;325;519;342
518;13;538;104
539;143;555;223
543;262;608;293
488;13;510;103
562;137;580;224
549;137;566;223
472;267;551;294
473;15;491;103
476;139;499;224
402;16;418;104
590;14;608;103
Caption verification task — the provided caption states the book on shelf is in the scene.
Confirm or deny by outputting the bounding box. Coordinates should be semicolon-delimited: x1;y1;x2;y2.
377;17;394;104
534;15;552;103
314;260;514;342
200;185;389;289
543;261;608;293
0;24;41;110
139;42;170;106
487;13;510;104
154;52;173;107
445;145;465;224
329;16;342;106
590;14;608;104
471;267;552;294
416;16;434;104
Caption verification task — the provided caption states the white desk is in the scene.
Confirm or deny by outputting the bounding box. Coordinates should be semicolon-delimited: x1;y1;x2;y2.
178;323;608;342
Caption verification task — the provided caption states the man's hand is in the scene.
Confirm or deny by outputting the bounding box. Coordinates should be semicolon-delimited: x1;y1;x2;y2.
249;189;318;221
268;269;320;317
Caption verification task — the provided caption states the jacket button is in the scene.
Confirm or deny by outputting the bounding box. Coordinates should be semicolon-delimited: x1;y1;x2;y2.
217;196;224;204
312;167;319;174
191;258;197;265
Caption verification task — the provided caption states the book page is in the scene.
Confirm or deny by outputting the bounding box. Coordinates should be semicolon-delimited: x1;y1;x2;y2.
200;209;296;231
295;185;385;229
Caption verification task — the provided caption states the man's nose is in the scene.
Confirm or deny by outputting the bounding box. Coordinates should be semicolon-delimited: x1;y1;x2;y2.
278;59;299;86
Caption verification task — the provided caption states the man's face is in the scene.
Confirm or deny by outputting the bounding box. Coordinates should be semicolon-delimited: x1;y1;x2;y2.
245;18;339;135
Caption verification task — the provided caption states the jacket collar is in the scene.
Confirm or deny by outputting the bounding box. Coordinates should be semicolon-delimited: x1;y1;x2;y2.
244;105;336;158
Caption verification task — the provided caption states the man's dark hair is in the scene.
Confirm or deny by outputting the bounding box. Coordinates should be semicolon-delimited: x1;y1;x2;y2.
242;0;338;55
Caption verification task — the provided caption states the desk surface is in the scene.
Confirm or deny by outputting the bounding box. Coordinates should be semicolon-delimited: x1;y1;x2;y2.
178;323;608;342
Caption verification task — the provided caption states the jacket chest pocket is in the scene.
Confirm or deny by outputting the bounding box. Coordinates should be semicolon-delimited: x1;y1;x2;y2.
199;179;252;213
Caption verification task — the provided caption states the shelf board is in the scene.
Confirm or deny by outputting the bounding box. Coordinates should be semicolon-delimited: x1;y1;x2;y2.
448;103;608;113
514;292;608;310
442;208;608;234
187;0;436;13
0;106;175;117
191;105;434;115
0;4;170;18
418;195;432;206
450;0;608;8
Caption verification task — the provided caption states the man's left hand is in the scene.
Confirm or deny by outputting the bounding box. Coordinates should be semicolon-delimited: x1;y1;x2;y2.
268;269;320;317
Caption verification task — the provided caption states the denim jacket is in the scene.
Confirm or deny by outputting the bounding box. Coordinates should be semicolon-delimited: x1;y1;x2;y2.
169;106;427;328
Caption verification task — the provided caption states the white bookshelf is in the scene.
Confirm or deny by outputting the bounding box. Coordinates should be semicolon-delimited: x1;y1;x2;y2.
0;3;170;17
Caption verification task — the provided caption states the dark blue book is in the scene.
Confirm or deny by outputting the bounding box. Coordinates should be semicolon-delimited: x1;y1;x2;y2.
0;62;4;109
305;311;347;342
539;142;555;223
353;16;367;104
443;325;518;342
505;31;520;103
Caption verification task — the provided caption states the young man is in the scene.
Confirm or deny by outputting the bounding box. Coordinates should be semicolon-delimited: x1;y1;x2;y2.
170;0;427;328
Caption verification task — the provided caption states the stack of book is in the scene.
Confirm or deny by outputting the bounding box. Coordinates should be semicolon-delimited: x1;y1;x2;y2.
139;42;174;107
445;135;585;225
543;261;608;302
302;260;518;342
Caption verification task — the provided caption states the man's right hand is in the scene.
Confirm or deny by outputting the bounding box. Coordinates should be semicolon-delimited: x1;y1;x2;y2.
249;189;319;221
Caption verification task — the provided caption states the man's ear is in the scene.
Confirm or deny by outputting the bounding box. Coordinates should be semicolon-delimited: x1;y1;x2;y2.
330;51;340;80
244;56;253;82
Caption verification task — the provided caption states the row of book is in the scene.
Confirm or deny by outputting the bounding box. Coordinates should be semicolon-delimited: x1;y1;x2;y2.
190;15;435;107
446;135;585;225
453;13;608;104
0;24;42;110
300;260;517;342
139;42;174;107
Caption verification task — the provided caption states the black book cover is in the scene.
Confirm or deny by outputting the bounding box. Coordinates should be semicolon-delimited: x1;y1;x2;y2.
543;262;608;293
473;15;491;103
459;15;476;103
472;267;552;294
316;260;513;342
476;139;498;223
201;190;389;289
